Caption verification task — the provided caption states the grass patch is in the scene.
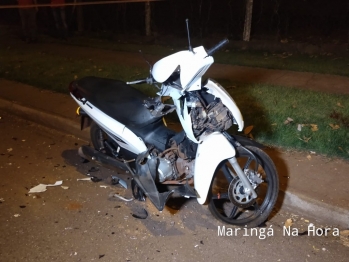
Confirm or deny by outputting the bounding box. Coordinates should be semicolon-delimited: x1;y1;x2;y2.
2;25;349;77
228;84;349;158
0;45;148;93
42;33;349;77
214;51;349;77
1;37;349;159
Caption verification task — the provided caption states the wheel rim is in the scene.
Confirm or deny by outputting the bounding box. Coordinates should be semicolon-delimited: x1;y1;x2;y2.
209;148;276;226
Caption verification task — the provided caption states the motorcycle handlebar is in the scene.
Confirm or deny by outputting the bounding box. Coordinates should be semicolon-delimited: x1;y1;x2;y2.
206;38;229;56
127;77;153;85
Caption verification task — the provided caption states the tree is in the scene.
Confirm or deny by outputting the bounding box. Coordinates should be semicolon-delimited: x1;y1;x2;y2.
145;1;151;36
76;0;84;33
243;0;253;41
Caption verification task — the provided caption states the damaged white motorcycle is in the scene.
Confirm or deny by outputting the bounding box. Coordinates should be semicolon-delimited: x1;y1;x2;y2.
69;23;279;228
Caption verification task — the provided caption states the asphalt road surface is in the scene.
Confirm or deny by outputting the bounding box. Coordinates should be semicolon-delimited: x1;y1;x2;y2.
0;110;348;262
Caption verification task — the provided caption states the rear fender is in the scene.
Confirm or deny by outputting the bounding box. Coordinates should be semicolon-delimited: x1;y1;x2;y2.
71;94;147;154
194;132;236;204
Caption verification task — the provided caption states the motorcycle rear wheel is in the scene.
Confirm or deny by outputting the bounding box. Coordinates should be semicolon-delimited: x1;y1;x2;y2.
208;146;279;228
90;122;108;152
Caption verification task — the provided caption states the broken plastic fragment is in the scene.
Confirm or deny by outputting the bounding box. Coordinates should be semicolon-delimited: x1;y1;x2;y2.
111;175;128;189
77;178;92;181
28;180;63;193
132;208;148;219
61;186;69;190
91;176;102;182
112;193;133;202
14;214;20;217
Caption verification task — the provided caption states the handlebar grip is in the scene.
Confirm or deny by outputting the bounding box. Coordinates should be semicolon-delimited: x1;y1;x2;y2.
126;79;146;85
126;77;153;85
206;38;229;56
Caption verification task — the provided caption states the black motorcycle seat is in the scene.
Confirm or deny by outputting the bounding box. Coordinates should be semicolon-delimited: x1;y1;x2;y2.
75;76;157;128
74;76;175;151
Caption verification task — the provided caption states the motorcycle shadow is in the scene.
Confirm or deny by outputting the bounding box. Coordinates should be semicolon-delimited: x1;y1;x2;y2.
61;148;132;184
60;148;218;235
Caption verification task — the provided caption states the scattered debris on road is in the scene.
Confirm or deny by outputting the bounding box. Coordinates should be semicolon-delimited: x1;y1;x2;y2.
88;166;99;172
91;176;102;182
77;178;92;181
284;218;293;228
112;193;133;202
132;208;148;219
111;175;128;189
28;180;63;193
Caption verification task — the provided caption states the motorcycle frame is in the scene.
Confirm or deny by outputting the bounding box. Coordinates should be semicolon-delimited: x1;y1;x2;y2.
70;45;259;205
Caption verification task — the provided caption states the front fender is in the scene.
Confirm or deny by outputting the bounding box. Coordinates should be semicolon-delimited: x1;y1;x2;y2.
194;132;236;204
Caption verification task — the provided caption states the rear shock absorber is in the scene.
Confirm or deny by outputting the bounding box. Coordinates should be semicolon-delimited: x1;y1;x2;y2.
104;140;120;158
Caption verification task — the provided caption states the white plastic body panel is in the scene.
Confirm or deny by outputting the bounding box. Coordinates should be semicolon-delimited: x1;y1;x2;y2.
160;85;198;143
71;95;147;154
173;96;198;143
152;46;213;91
204;79;244;132
194;132;236;204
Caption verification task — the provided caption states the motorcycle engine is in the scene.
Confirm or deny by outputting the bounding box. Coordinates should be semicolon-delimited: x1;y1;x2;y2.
189;95;233;137
156;134;196;183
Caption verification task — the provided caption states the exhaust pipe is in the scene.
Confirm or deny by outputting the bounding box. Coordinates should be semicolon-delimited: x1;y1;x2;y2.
78;146;130;172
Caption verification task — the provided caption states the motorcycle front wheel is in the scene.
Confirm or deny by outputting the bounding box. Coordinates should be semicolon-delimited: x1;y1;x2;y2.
208;146;279;228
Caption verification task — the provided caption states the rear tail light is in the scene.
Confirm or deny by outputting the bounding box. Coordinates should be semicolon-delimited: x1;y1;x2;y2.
68;81;83;100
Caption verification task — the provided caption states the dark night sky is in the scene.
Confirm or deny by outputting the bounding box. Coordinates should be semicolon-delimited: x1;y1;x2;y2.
1;0;348;41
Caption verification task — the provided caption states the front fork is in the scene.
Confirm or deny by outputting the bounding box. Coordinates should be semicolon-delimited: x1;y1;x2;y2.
223;132;258;199
228;157;258;199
